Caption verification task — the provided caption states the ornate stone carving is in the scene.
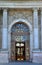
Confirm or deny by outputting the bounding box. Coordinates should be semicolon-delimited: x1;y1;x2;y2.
8;10;33;25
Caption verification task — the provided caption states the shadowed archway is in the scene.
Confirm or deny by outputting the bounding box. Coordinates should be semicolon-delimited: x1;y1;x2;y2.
10;22;30;61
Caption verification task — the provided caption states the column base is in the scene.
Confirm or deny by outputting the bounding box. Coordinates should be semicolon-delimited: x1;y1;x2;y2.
32;50;42;63
0;50;9;63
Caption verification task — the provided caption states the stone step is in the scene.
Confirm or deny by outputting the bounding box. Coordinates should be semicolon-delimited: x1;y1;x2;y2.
0;62;41;65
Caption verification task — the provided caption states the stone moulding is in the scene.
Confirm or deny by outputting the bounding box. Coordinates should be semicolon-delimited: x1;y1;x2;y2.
0;1;42;8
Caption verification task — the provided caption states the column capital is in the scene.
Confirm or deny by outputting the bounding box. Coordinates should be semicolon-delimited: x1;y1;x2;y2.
3;8;8;11
2;8;8;12
40;8;42;11
33;8;39;11
3;8;8;28
0;8;2;10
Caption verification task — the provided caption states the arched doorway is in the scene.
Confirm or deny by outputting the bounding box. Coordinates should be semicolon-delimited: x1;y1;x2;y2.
10;22;30;61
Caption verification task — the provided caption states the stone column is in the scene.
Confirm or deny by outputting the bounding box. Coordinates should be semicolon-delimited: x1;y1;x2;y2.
41;9;42;49
2;9;8;49
33;8;39;50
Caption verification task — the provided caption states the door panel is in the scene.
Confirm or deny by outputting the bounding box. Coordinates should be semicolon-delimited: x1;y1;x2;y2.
15;42;25;61
10;42;30;61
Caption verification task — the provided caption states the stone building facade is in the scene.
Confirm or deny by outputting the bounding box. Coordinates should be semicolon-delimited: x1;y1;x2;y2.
0;0;42;63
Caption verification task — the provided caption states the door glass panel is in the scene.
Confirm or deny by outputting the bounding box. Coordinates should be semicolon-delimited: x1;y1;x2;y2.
17;58;20;60
17;48;20;55
16;43;24;47
16;43;20;46
21;43;24;46
21;48;23;55
14;35;28;41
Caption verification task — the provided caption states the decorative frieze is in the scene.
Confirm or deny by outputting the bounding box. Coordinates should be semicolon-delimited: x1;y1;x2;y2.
8;10;32;25
0;1;42;8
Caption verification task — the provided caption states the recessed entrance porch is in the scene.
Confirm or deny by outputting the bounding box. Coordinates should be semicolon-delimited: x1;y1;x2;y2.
10;22;30;61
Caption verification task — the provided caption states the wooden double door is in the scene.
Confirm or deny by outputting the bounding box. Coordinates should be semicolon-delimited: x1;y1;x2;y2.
15;42;25;61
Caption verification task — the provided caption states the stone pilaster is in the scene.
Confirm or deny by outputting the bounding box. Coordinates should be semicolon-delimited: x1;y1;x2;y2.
41;9;42;49
2;9;8;49
33;8;39;50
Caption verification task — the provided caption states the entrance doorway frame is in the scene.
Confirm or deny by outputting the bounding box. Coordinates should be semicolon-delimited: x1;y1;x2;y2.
8;19;33;62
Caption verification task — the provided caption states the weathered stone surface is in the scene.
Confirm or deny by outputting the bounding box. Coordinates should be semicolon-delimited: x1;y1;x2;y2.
0;0;42;63
32;51;42;63
0;51;9;63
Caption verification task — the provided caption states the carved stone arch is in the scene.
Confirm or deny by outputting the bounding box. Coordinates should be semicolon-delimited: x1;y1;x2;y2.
9;19;32;32
8;19;33;61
